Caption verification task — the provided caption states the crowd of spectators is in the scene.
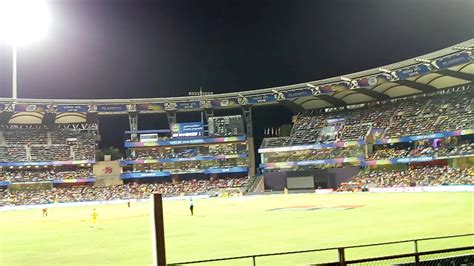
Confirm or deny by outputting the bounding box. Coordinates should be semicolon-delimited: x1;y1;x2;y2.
129;143;247;160
30;145;71;161
0;128;96;162
338;166;473;191
264;146;363;163
435;142;474;157
367;141;474;160
339;123;371;141
368;147;410;160
0;176;249;206
133;158;248;173
260;88;473;148
260;137;291;148
0;168;94;183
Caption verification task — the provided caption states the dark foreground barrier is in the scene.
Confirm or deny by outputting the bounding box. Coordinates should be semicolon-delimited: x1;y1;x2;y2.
168;233;473;266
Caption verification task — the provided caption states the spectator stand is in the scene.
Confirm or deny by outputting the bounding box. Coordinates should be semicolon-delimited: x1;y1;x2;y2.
122;117;250;185
258;88;474;191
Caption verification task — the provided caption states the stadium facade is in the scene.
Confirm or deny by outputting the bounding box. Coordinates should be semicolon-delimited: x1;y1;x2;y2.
0;39;473;199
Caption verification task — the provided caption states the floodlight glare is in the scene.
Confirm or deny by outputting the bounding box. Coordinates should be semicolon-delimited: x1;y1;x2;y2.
0;0;51;46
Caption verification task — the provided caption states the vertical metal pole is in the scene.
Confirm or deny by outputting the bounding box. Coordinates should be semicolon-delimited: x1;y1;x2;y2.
151;193;166;266
252;256;256;266
338;248;346;266
414;240;420;266
12;46;18;99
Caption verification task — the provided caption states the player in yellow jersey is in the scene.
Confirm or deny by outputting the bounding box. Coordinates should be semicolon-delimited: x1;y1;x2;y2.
91;208;98;228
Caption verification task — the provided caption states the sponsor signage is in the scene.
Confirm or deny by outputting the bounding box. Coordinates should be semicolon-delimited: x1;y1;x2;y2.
121;171;171;179
435;52;471;69
319;82;351;93
135;103;165;112
176;101;200;110
97;104;127;112
353;73;392;88
140;133;159;142
15;104;48;112
171;122;204;138
375;129;474;145
203;166;248;174
210;98;240;107
246;94;277;104
394;64;431;80
258;140;365;153
0;160;95;167
369;186;474;193
125;135;247;147
121;154;248;166
282;88;313;99
57;105;89;112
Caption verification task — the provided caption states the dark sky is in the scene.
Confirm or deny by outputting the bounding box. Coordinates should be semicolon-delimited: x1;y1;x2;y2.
0;0;473;99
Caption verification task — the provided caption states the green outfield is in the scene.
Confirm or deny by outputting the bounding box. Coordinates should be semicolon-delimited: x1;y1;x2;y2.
0;192;473;265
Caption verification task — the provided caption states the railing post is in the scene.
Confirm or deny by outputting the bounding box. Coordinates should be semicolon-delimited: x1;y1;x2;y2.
252;256;256;266
338;248;346;266
414;240;420;266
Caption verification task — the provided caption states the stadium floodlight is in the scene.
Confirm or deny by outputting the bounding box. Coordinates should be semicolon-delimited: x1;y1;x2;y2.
453;46;472;51
378;68;392;74
0;0;52;99
0;0;51;46
415;58;432;64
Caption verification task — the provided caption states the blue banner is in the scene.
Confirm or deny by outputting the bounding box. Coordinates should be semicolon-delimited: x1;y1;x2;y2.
121;171;171;179
362;156;435;166
97;104;127;112
246;94;277;104
15;104;48;112
354;74;392;88
135;103;165;112
210;98;240;107
282;88;313;99
120;154;248;165
203;166;248;174
435;52;471;69
259;140;365;153
52;178;96;184
171;122;204;138
394;156;434;164
0;160;95;167
57;105;89;112
394;64;431;80
176;101;200;110
125;135;247;147
374;129;473;145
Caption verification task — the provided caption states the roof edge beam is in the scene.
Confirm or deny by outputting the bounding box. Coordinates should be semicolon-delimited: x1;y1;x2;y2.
352;88;391;101
317;94;346;107
436;69;474;82
394;80;438;93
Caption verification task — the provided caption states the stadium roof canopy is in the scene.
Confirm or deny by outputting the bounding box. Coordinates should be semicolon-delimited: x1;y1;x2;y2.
0;39;472;121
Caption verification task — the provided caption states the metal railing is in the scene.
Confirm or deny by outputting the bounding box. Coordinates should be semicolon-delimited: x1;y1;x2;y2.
168;233;474;265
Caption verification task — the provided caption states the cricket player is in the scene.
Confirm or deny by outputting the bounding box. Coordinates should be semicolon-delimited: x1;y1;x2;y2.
91;208;98;228
189;198;194;216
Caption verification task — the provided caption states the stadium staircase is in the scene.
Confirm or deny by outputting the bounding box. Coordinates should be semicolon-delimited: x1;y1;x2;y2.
246;175;264;193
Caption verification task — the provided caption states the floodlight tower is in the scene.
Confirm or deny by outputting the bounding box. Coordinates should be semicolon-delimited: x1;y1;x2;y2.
0;0;51;99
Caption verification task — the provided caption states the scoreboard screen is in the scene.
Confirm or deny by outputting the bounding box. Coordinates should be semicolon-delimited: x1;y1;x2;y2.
208;115;245;136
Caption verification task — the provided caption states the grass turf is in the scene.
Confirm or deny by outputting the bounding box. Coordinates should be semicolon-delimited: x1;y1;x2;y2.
0;192;473;265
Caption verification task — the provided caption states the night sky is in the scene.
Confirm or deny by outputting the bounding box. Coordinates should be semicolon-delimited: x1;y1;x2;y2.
0;0;473;149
